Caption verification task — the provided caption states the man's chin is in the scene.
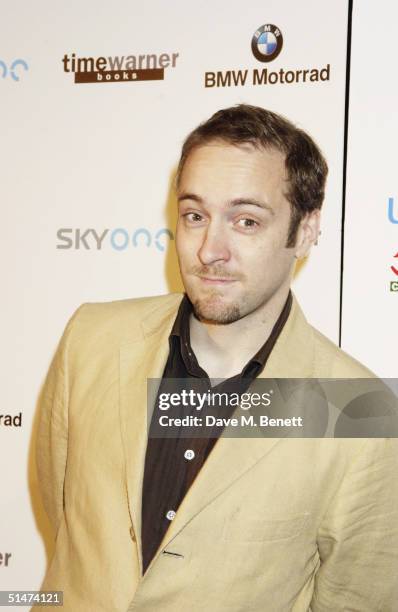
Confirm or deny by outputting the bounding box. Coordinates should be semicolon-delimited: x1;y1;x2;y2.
192;298;242;325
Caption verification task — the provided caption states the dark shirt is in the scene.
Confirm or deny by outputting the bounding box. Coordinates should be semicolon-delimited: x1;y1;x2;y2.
141;291;292;574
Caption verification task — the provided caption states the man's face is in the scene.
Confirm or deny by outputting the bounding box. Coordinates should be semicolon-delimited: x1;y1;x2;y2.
176;141;312;324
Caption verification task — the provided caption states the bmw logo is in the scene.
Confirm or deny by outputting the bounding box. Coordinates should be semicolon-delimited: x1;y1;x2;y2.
251;24;283;63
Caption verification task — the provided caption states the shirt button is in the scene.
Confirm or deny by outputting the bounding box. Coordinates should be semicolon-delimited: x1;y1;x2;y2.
129;526;136;541
166;510;176;521
184;449;195;460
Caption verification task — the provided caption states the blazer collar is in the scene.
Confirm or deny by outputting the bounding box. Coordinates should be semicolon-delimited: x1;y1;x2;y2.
137;292;315;377
139;294;184;339
259;293;315;379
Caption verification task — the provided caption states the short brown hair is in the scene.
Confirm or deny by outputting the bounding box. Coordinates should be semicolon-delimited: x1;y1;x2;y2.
176;104;328;247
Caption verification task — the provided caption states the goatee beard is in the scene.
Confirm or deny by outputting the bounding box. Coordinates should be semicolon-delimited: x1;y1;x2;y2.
192;299;241;325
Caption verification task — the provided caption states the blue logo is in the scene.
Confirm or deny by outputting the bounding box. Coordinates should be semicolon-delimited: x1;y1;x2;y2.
388;197;398;224
0;59;29;81
251;24;283;63
257;32;277;55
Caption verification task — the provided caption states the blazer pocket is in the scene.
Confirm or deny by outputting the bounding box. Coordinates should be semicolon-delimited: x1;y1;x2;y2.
222;513;311;542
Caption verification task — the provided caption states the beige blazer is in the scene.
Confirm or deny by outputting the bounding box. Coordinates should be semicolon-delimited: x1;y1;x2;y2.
34;293;398;611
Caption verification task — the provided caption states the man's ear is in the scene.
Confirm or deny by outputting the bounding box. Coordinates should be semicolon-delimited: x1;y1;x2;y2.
294;210;321;259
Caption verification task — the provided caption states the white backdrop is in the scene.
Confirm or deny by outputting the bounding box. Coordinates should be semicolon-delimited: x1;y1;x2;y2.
343;0;398;376
1;0;356;603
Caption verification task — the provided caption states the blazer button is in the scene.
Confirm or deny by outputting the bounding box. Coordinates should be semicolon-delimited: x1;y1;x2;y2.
130;526;136;542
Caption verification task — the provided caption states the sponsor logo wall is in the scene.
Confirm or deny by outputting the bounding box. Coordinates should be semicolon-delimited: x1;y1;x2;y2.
343;0;398;376
1;0;351;602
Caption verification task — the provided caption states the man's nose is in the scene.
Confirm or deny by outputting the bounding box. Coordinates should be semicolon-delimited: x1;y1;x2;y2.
197;223;231;266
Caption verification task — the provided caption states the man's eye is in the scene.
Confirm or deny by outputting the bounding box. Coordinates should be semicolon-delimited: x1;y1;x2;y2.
183;212;203;223
236;218;258;228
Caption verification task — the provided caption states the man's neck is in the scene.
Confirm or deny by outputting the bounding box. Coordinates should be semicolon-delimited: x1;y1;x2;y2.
189;286;291;379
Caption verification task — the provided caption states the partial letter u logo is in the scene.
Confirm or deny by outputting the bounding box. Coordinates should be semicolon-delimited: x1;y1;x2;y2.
388;197;398;224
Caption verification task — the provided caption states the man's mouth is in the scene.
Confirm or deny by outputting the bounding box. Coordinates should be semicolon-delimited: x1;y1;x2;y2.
197;276;237;284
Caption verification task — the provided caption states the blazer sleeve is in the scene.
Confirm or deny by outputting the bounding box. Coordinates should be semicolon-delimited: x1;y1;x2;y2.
35;304;86;536
311;438;398;611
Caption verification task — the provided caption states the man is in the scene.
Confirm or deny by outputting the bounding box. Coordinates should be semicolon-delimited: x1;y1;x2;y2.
35;105;398;611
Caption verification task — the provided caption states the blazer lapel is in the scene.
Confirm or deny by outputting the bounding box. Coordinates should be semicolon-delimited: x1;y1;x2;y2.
119;295;183;575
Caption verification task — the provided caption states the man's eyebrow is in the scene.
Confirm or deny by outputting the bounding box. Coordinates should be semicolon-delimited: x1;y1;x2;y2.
177;192;203;204
229;197;274;214
178;193;274;213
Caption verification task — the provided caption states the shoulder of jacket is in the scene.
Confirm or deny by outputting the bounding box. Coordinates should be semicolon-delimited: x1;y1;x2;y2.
78;293;183;318
65;293;183;345
310;325;376;378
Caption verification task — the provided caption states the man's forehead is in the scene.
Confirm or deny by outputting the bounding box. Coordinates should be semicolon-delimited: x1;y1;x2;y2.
180;140;285;174
178;140;288;196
